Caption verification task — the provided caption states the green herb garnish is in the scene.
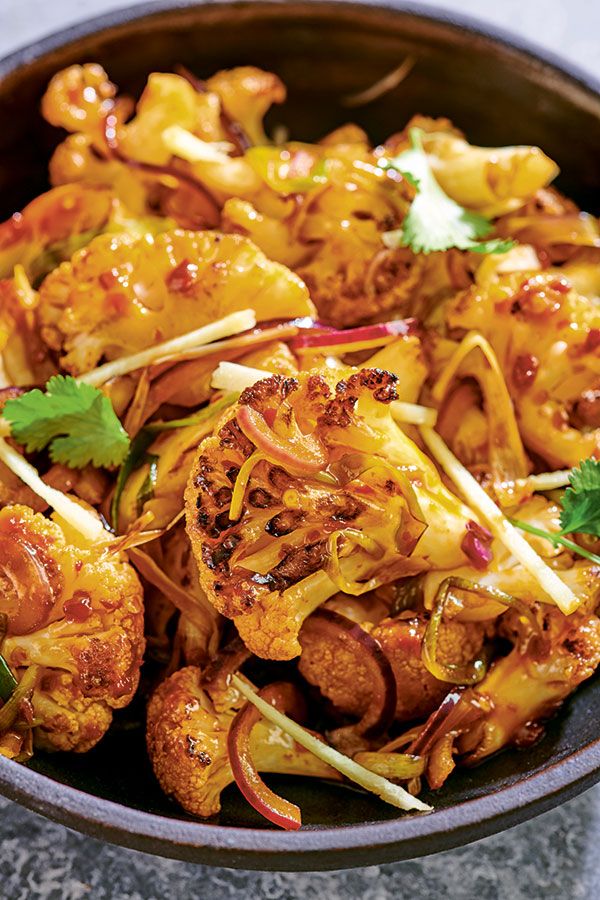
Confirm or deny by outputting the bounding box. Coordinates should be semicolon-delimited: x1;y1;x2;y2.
4;375;130;469
382;128;514;256
511;459;600;566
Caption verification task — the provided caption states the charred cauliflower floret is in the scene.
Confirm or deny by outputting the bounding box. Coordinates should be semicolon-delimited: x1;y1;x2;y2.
185;366;478;660
36;229;313;374
146;666;337;818
299;608;485;725
442;270;600;468
0;505;144;753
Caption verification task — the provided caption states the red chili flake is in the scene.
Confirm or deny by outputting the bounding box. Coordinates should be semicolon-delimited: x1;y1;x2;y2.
105;292;128;316
166;258;199;293
512;275;568;318
512;353;539;390
63;590;93;624
584;329;600;354
99;270;118;290
461;520;493;571
549;277;571;294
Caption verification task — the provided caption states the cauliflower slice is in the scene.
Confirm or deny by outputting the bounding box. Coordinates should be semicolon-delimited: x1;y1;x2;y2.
0;505;144;753
146;666;337;818
185;367;477;660
36;229;314;374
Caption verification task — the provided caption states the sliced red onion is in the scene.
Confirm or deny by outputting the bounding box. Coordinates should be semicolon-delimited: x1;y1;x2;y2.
289;318;420;352
461;520;494;571
237;405;326;475
408;688;470;756
300;608;397;738
202;633;251;702
227;683;303;831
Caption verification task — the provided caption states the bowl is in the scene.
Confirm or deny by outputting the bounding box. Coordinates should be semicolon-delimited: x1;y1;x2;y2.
0;0;600;872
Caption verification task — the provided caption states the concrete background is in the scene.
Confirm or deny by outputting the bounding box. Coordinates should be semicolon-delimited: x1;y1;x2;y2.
1;0;599;896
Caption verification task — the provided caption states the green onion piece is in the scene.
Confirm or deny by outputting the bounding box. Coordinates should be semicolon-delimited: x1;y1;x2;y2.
422;576;542;685
0;652;17;703
111;393;237;529
0;665;40;732
136;454;159;515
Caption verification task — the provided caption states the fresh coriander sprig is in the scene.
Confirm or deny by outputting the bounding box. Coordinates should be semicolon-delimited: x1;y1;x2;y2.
382;128;514;256
3;375;130;469
511;459;600;566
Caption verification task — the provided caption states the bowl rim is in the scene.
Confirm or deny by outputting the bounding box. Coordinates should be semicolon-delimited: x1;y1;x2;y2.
1;0;600;871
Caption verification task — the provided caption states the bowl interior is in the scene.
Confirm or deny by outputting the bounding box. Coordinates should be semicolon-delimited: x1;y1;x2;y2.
1;0;600;866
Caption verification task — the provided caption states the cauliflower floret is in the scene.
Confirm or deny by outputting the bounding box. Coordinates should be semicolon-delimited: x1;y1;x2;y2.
146;666;337;818
222;139;421;327
36;229;314;374
0;183;115;281
465;607;600;762
442;270;600;468
0;505;144;753
185;367;477;660
422;495;600;620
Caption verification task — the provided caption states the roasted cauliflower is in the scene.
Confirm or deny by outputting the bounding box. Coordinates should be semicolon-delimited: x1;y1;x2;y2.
37;229;313;374
440;270;600;468
185;366;479;660
146;666;336;818
0;505;144;753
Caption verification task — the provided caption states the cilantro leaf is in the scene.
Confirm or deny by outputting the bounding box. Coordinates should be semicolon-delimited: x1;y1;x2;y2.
510;458;600;567
4;375;130;469
382;128;514;256
559;458;600;538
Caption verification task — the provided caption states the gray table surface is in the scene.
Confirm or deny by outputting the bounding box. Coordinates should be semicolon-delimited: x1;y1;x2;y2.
1;0;599;896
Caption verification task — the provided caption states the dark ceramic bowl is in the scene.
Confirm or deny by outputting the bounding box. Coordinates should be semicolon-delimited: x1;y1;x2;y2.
0;0;600;872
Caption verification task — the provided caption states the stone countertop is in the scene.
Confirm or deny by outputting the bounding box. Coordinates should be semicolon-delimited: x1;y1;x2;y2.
1;0;599;896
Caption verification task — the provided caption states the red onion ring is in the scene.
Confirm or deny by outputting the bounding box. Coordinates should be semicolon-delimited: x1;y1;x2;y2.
289;317;420;352
227;682;303;830
300;608;397;738
408;688;472;757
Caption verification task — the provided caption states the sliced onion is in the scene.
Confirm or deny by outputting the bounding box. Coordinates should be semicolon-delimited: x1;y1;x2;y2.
408;688;471;757
0;664;40;732
0;534;55;635
237;405;326;475
300;608;397;738
422;576;544;686
290;318;418;353
228;682;303;830
202;632;251;701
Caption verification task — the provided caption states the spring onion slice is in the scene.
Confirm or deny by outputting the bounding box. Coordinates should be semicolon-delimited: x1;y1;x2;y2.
420;427;579;615
0;653;17;703
211;362;437;426
0;438;106;543
162;125;235;163
232;675;431;812
77;310;256;387
515;470;572;492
